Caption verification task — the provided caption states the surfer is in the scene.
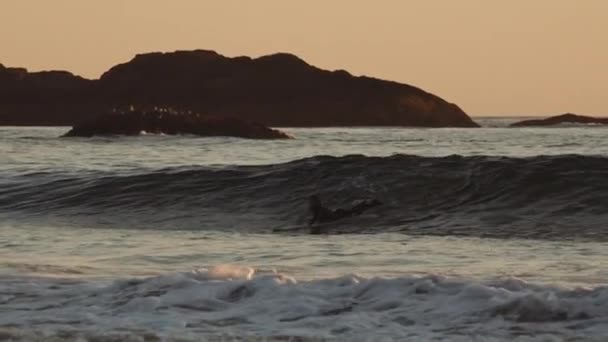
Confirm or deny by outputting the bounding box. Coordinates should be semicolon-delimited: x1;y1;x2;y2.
308;195;382;234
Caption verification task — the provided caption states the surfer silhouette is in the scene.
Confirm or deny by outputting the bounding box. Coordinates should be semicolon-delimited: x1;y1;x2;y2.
308;195;382;234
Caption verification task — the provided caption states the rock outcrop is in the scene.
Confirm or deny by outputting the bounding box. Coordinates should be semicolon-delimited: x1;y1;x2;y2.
62;109;292;139
510;113;608;127
0;63;93;125
1;50;479;127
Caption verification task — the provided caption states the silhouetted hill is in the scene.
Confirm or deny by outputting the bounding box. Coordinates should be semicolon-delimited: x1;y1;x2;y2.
0;50;478;127
0;63;93;125
510;113;608;127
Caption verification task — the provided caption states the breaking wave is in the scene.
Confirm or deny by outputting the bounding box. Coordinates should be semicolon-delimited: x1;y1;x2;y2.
2;154;608;239
1;265;607;341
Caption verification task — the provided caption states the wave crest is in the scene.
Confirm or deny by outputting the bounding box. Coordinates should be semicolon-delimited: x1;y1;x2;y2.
2;154;608;239
1;268;607;340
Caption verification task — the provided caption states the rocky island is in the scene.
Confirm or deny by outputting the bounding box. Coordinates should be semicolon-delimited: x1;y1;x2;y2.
62;109;292;139
510;113;608;127
1;50;478;128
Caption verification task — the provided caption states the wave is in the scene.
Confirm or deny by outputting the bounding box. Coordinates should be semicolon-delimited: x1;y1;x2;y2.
2;154;608;239
0;265;607;341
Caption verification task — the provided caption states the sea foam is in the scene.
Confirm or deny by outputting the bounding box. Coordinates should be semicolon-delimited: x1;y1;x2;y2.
1;264;607;341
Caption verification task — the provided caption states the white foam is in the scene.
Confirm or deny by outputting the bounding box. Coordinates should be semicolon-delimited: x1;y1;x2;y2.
1;265;607;341
191;264;256;280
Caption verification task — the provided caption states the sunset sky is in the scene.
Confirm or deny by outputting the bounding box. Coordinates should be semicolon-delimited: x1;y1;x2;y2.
1;0;606;116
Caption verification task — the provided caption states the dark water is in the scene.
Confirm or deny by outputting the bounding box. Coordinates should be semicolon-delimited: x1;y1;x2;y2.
2;154;608;240
2;124;608;341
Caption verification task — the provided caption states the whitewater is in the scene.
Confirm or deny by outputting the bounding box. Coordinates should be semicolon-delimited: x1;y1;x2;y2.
1;118;608;341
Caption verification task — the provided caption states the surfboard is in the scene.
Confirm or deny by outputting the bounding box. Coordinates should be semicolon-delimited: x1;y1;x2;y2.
271;224;308;233
271;213;377;234
271;220;340;233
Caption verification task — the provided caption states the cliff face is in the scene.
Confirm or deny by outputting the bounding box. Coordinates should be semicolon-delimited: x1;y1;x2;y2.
0;50;478;127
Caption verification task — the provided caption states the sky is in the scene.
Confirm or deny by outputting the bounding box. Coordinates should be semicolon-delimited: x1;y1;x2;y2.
1;0;606;116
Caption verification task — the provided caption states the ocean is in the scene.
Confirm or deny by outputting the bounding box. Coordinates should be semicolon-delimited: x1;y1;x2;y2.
1;118;608;341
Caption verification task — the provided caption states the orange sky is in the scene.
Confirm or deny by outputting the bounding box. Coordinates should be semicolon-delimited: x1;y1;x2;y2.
1;0;606;116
